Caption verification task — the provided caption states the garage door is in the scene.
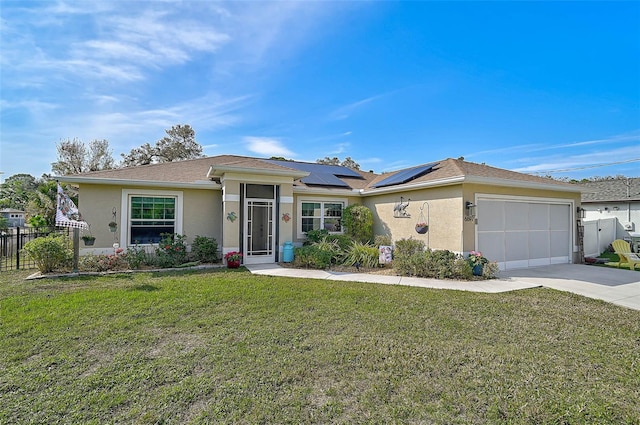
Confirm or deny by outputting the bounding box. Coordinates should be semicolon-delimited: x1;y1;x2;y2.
476;199;572;270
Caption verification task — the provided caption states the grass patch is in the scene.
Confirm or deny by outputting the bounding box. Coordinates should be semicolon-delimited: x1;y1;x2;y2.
1;269;639;424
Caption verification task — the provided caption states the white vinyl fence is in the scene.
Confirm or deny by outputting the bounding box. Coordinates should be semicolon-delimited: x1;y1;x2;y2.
582;218;617;258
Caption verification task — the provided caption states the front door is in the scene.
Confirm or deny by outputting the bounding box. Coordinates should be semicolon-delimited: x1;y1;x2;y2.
243;196;275;265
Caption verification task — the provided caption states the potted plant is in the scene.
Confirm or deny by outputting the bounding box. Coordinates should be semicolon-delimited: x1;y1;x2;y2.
468;250;488;276
108;221;118;232
415;222;428;234
81;235;96;246
224;251;243;268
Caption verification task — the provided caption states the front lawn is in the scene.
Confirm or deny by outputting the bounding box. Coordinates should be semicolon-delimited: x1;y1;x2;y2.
1;269;639;424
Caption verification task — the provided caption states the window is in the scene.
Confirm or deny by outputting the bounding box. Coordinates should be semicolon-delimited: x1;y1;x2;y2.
129;196;176;244
300;201;344;234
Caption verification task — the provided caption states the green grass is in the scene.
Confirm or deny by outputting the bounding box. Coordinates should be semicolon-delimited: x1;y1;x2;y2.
1;269;639;424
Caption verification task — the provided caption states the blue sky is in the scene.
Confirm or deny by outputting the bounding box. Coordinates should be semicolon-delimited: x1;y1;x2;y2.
1;1;639;181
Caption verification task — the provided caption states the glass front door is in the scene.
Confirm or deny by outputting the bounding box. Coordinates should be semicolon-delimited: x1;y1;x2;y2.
244;199;275;264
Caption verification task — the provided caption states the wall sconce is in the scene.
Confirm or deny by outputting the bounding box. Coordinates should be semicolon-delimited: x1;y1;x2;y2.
465;201;476;218
613;206;619;211
577;206;586;219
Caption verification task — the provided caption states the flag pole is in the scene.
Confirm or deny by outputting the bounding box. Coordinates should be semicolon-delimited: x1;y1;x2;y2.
73;228;79;273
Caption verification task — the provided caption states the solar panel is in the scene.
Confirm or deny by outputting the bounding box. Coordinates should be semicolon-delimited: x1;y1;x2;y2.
264;160;362;178
264;159;362;187
301;173;350;187
372;163;438;188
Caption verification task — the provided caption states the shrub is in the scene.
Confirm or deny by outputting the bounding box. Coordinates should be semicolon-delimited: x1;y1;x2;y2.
22;233;72;273
341;241;380;269
394;238;425;257
423;249;472;280
313;237;343;264
79;253;128;272
122;244;152;270
304;228;329;245
342;205;373;243
191;235;219;263
393;247;473;280
293;245;332;269
154;233;188;268
482;261;500;279
374;234;393;247
326;234;353;251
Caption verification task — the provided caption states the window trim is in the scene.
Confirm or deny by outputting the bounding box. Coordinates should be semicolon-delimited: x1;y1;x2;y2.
297;198;347;239
121;189;183;248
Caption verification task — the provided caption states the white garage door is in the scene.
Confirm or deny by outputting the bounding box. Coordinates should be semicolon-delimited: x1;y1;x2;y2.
477;199;572;270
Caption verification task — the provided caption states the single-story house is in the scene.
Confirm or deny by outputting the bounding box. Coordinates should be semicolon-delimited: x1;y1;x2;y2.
577;177;640;252
0;208;26;227
60;155;583;270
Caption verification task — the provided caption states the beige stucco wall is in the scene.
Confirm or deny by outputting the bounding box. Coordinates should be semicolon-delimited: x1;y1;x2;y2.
278;184;295;247
77;183;222;253
363;185;465;251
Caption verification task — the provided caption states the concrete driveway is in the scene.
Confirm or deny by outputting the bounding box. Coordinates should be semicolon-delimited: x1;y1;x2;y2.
500;264;640;311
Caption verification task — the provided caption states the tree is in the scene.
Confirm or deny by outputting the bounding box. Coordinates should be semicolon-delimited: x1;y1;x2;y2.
26;180;58;226
121;124;203;166
342;204;374;243
316;156;360;170
0;173;38;210
51;138;115;175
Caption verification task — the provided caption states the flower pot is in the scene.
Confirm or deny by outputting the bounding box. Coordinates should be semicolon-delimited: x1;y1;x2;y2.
227;260;241;269
83;239;95;246
415;225;428;234
472;264;483;276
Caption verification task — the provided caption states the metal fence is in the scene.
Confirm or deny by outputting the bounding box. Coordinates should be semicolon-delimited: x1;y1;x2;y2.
0;227;71;272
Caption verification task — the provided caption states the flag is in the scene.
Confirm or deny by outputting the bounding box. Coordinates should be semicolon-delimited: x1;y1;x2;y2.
55;184;88;229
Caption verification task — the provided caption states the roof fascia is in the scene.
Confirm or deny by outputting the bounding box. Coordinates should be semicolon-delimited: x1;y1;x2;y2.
464;176;584;193
58;176;221;190
293;186;362;196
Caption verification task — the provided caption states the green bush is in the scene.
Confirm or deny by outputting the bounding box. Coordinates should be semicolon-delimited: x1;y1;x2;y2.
374;234;393;247
154;233;188;268
393;247;473;280
313;237;343;264
342;205;373;243
79;253;128;272
22;233;72;273
191;235;219;263
122;244;152;270
394;238;425;257
304;228;329;245
482;262;500;279
293;245;332;269
326;234;353;251
341;241;380;269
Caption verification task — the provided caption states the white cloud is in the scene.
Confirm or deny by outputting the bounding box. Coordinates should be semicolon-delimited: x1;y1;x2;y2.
244;137;295;157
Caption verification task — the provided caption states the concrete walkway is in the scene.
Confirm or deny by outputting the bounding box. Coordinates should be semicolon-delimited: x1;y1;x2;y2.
246;263;640;311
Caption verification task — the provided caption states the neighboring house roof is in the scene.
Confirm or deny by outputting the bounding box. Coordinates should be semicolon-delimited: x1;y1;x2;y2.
576;178;640;203
0;208;25;214
59;155;580;194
